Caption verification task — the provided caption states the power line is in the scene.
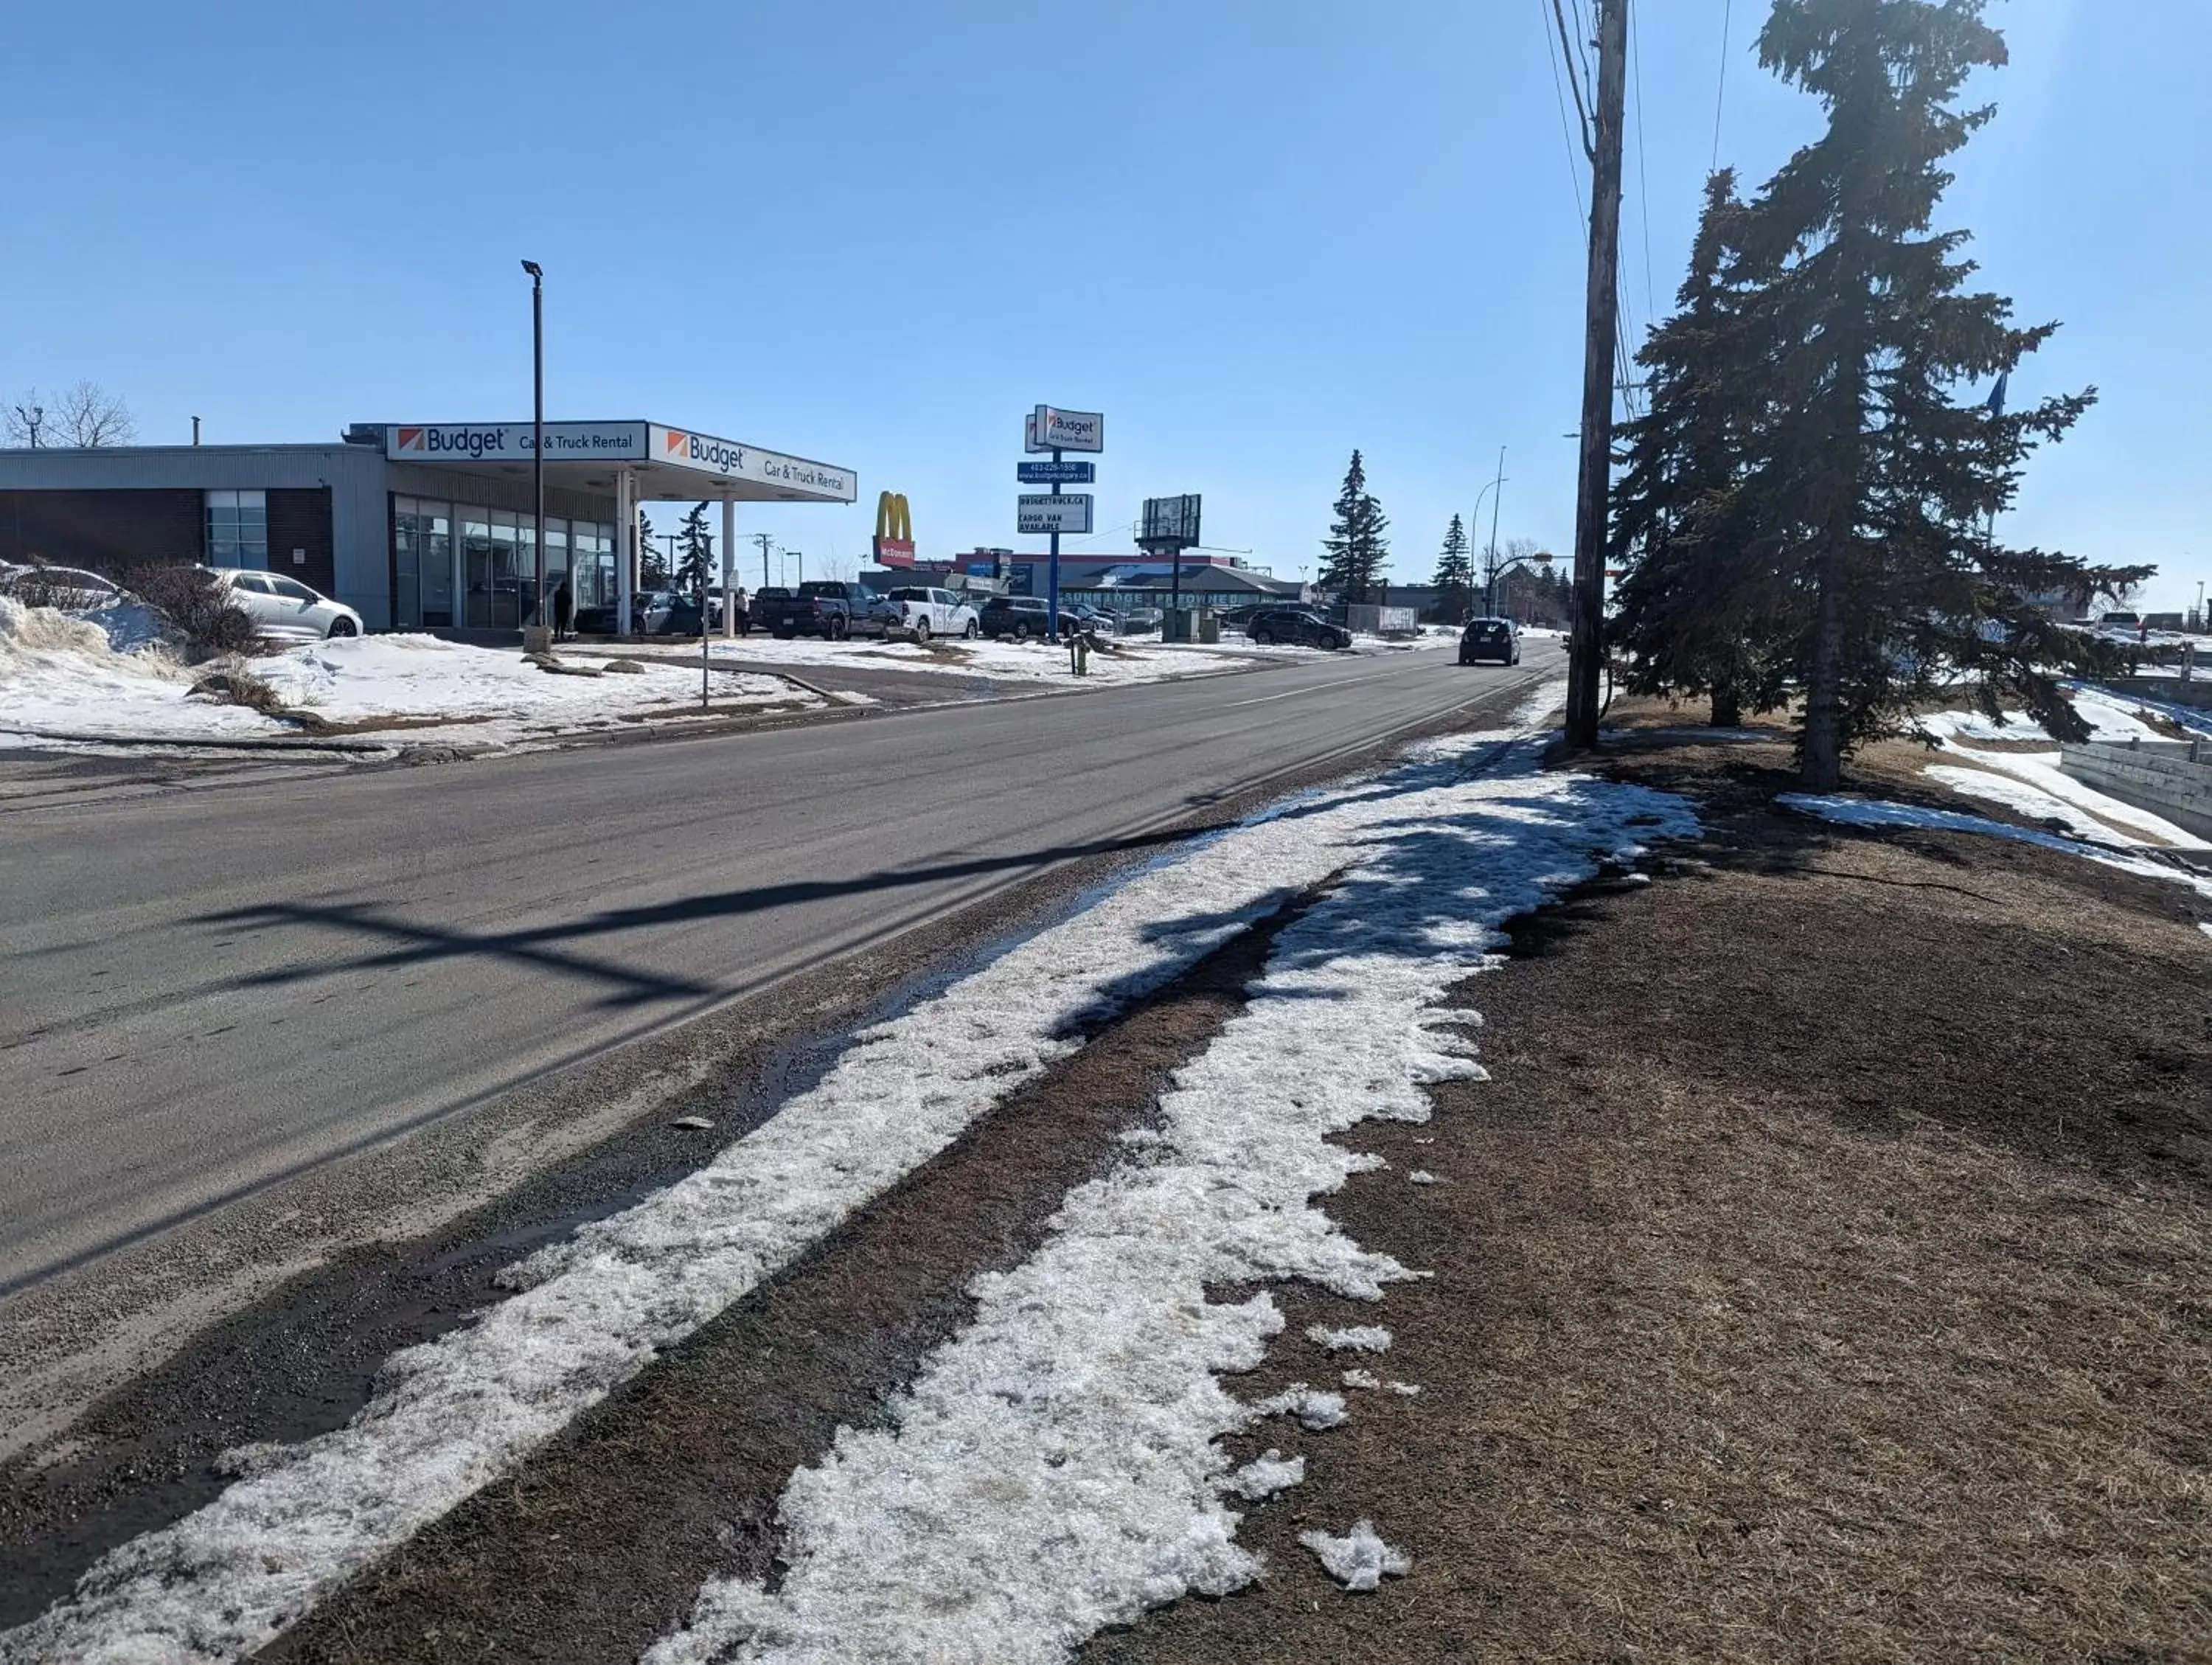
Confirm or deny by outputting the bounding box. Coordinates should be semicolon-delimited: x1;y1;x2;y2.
1711;0;1736;173
1630;0;1657;322
1540;0;1590;223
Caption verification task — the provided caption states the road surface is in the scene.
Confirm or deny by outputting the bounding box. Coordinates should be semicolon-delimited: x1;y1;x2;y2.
0;642;1560;1290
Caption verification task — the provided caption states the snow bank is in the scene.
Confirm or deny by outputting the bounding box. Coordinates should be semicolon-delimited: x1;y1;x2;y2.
644;741;1697;1665
1914;686;2166;748
0;616;808;749
1781;794;2212;902
1924;759;2208;850
1298;1520;1413;1592
253;634;803;727
1;709;1599;1664
0;597;281;743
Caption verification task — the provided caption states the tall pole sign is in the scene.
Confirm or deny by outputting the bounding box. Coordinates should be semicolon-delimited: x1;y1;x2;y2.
1138;495;1203;627
1020;404;1103;639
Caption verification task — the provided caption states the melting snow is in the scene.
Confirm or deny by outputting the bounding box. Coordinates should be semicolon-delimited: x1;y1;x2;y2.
1307;1325;1391;1355
1780;794;2212;901
641;737;1694;1665
1298;1520;1413;1592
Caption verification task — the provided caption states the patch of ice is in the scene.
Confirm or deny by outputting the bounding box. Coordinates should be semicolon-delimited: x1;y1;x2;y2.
1407;1170;1442;1186
1779;794;2212;901
1307;1325;1391;1355
1385;1380;1422;1397
1340;1369;1382;1390
1225;1450;1306;1501
639;742;1697;1665
1298;1520;1412;1592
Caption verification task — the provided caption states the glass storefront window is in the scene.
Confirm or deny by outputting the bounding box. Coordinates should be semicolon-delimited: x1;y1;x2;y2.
462;512;495;628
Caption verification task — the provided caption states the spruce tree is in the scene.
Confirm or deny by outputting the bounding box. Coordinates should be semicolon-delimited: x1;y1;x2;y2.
1320;450;1391;605
1430;514;1475;623
1736;0;2147;786
638;509;669;588
678;501;714;605
1611;168;1793;727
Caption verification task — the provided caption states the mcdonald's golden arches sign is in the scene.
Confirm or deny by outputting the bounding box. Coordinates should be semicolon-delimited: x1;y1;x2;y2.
873;491;916;566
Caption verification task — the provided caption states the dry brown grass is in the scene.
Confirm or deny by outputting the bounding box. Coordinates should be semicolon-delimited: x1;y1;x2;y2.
1089;725;2212;1665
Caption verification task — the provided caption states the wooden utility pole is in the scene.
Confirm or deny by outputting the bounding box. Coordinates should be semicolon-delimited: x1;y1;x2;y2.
1565;0;1629;748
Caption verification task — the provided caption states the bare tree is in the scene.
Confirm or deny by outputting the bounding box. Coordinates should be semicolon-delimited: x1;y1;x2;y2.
5;382;136;447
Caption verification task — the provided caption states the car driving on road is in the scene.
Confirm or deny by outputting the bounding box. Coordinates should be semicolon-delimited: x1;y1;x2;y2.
203;566;364;640
1458;617;1520;665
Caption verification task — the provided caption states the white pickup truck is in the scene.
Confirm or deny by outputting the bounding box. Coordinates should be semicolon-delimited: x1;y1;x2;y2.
880;585;980;642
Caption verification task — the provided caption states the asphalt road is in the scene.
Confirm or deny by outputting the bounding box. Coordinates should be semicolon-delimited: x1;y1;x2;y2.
0;642;1560;1291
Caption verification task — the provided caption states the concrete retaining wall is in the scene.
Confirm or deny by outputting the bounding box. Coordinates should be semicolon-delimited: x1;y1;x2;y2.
2107;675;2212;712
2059;737;2212;840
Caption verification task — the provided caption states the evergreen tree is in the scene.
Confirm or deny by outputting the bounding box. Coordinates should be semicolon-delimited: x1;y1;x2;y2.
1733;0;2146;786
1319;450;1391;604
1610;168;1794;727
1430;514;1475;623
637;509;670;588
677;501;714;603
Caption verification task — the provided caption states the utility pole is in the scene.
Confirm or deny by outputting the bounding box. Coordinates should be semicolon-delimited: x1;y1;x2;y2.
1565;0;1628;748
752;531;774;589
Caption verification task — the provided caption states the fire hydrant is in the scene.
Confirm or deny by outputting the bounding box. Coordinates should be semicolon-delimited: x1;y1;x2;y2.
1068;633;1091;676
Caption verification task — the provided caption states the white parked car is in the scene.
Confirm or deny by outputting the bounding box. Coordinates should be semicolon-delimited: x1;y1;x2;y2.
203;566;364;641
881;585;979;642
0;563;125;608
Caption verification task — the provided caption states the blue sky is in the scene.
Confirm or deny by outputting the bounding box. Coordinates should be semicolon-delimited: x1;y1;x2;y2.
2;0;2201;610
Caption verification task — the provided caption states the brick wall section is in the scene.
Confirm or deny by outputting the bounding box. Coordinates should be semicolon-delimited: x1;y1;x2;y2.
0;489;203;573
266;487;335;596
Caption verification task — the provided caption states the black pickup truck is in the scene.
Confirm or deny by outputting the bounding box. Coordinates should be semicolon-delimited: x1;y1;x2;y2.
754;581;888;641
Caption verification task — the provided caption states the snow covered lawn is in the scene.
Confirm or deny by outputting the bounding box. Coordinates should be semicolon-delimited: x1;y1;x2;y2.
0;600;813;750
1781;794;2212;902
1907;685;2207;850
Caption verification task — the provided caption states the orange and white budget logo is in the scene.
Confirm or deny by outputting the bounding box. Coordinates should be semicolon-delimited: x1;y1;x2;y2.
395;427;425;451
663;429;689;456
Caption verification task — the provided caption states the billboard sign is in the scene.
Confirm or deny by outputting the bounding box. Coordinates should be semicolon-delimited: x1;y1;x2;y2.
1017;459;1095;484
872;490;916;565
1139;493;1202;549
1032;405;1104;453
1017;493;1093;535
386;422;647;463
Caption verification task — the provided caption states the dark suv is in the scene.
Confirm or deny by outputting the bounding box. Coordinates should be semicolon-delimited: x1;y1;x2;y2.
1458;617;1520;665
979;596;1052;639
1245;608;1350;650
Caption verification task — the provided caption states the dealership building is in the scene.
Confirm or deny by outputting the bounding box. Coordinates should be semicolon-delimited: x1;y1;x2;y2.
0;420;856;633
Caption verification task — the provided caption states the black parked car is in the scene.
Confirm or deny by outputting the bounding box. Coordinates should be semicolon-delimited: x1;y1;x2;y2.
977;595;1115;640
1244;608;1350;650
1458;617;1520;665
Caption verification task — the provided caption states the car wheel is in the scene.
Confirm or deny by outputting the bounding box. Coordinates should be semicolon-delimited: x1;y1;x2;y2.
1013;621;1032;640
327;617;358;639
1252;628;1273;645
963;620;978;639
914;617;932;643
1327;633;1346;650
832;617;849;641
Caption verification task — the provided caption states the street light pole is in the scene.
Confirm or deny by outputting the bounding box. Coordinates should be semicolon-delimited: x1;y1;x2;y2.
521;260;546;637
1470;448;1509;616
